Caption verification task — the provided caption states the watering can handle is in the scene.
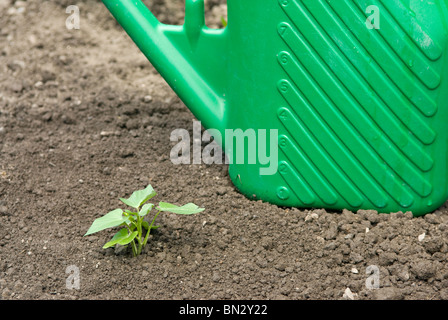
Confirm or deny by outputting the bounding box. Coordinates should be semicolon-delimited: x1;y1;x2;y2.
104;0;205;33
102;0;227;136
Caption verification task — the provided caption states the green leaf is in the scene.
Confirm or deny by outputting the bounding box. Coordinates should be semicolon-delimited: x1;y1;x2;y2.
120;185;157;209
119;231;138;245
84;209;127;236
157;202;205;215
102;229;127;248
139;203;154;217
103;230;138;249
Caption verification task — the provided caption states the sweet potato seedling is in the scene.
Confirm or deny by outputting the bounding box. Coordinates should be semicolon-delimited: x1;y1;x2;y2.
221;16;227;28
84;184;205;257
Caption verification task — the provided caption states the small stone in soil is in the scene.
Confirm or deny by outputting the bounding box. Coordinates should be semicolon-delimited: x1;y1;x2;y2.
119;149;134;158
373;287;404;300
0;206;8;215
212;272;221;283
343;288;357;300
418;233;425;242
125;119;140;130
411;260;437;280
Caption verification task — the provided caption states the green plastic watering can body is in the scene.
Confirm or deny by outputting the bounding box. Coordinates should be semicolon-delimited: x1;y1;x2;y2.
103;0;448;216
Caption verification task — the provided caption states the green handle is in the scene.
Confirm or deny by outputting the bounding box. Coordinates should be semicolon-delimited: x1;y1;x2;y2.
102;0;228;137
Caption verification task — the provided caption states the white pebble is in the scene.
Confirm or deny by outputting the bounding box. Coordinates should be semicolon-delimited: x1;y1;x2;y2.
418;233;425;242
343;287;357;300
305;213;318;221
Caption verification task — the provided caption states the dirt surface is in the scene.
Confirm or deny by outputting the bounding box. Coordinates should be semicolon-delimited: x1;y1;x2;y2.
1;0;448;301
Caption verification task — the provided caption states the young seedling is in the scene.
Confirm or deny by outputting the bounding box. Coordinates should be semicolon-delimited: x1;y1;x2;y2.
221;16;227;28
84;184;204;257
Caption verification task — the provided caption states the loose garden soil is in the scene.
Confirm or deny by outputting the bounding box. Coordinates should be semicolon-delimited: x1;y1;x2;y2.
1;0;448;300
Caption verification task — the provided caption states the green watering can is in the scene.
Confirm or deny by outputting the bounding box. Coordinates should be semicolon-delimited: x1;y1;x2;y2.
102;0;448;216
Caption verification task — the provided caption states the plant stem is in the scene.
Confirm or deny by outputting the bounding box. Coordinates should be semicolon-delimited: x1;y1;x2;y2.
131;240;138;257
135;208;143;256
143;210;161;247
136;227;143;255
137;216;143;237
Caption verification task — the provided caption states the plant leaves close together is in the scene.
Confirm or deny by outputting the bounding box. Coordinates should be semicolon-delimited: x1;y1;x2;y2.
85;183;204;257
120;184;156;209
103;229;138;249
157;202;205;215
84;209;127;236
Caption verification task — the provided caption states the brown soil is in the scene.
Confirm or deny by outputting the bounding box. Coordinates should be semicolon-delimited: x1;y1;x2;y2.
1;0;448;301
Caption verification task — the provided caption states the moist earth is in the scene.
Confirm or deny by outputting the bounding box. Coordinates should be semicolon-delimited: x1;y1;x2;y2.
1;0;448;300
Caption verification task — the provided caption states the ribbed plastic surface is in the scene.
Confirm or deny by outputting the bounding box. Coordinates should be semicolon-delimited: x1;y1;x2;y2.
273;0;448;215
